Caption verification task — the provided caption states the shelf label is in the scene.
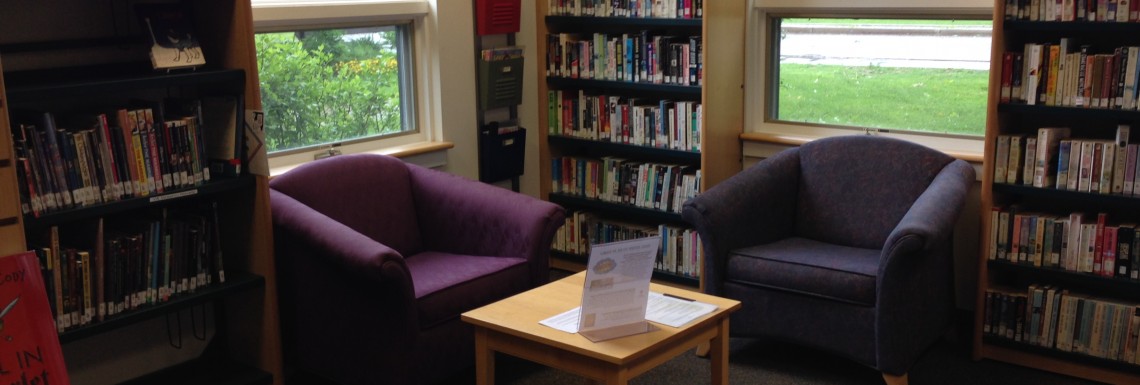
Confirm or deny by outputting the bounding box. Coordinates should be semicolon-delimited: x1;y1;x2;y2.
148;189;199;203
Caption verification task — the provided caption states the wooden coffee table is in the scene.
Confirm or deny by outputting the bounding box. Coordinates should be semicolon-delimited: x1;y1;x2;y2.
461;271;741;385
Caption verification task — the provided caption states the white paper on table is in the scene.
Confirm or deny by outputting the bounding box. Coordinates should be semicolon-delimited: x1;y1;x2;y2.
540;291;719;333
645;292;718;327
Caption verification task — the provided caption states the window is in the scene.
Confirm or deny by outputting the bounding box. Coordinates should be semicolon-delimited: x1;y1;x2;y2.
774;17;991;137
256;24;415;153
251;0;431;167
747;0;993;154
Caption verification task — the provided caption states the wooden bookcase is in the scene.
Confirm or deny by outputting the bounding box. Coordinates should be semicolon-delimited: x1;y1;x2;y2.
0;1;283;384
974;1;1140;383
535;1;743;290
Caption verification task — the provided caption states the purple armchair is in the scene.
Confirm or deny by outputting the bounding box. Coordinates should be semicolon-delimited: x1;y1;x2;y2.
269;154;565;385
682;136;974;384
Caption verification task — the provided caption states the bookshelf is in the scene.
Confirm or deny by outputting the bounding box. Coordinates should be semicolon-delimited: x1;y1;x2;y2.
535;1;743;290
974;1;1140;383
0;1;283;384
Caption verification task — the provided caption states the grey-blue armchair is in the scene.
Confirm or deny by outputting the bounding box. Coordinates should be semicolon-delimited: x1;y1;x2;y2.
682;135;974;385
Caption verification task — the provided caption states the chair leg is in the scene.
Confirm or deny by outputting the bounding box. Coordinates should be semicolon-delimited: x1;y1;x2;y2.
695;341;711;357
882;372;908;385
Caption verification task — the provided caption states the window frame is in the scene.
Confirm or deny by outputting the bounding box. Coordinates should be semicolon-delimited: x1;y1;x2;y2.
251;0;438;171
746;0;993;156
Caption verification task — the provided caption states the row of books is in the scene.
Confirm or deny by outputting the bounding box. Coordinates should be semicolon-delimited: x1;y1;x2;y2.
993;126;1140;195
1003;0;1140;22
546;32;701;86
547;89;701;151
31;203;226;333
552;156;701;214
988;208;1140;279
553;210;702;278
1000;41;1140;109
983;286;1140;364
548;0;702;19
9;96;241;218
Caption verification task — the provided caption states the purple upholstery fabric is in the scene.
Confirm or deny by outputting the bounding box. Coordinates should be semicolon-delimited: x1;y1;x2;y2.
269;154;565;385
682;135;975;376
270;153;424;255
408;163;562;286
405;251;530;328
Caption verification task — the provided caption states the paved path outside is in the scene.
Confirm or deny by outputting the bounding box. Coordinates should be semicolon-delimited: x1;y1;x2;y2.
780;24;993;70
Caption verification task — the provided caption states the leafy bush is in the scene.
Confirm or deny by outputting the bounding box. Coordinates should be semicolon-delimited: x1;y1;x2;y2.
256;29;404;153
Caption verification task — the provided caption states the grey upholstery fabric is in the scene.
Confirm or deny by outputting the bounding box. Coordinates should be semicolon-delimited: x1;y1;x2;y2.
683;135;974;375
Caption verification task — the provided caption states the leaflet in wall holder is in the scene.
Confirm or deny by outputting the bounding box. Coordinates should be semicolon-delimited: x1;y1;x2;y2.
478;46;524;109
478;123;526;184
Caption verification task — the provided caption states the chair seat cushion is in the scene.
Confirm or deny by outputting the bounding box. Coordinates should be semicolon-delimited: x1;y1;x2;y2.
405;251;531;328
726;237;880;306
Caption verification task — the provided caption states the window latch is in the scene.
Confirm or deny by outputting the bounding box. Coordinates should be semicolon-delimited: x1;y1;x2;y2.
314;145;342;160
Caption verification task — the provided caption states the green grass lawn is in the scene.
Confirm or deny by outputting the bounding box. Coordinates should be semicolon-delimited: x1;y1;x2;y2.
777;63;989;137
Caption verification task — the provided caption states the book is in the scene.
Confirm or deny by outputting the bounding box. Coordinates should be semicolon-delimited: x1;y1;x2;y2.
0;251;71;385
996;135;1012;184
1023;136;1038;186
1113;124;1131;194
200;95;243;177
136;3;207;71
1034;127;1071;187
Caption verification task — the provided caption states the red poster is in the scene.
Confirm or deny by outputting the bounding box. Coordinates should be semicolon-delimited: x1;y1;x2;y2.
0;251;70;384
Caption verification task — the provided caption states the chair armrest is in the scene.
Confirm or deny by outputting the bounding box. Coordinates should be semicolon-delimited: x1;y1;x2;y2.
270;189;418;383
874;159;973;372
407;166;566;284
682;148;801;294
880;159;975;264
270;189;412;284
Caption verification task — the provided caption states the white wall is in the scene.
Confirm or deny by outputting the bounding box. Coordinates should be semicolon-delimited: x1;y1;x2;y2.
430;0;540;198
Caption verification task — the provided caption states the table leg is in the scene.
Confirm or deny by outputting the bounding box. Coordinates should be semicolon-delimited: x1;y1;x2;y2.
710;318;730;385
602;368;630;385
475;328;495;385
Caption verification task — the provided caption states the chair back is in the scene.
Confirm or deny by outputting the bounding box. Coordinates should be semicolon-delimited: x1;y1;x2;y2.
794;136;955;249
270;154;424;255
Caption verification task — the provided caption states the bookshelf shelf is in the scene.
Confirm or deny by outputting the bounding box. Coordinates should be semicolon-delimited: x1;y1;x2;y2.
983;336;1140;375
546;77;702;97
1003;20;1140;33
991;183;1140;209
545;15;703;29
22;176;255;230
986;261;1140;302
975;2;1140;382
998;103;1140;120
548;135;701;162
5;66;246;101
58;270;264;343
549;193;685;224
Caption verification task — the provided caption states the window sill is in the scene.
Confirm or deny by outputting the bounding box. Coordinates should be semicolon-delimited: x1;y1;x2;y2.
268;140;454;177
740;132;984;164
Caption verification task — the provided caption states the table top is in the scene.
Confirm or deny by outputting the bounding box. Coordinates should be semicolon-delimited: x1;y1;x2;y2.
461;271;741;365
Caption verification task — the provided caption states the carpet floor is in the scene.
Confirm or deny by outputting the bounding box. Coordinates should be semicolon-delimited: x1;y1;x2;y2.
438;336;1104;385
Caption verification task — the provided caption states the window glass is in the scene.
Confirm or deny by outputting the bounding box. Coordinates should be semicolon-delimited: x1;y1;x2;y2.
255;24;415;154
773;17;992;137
